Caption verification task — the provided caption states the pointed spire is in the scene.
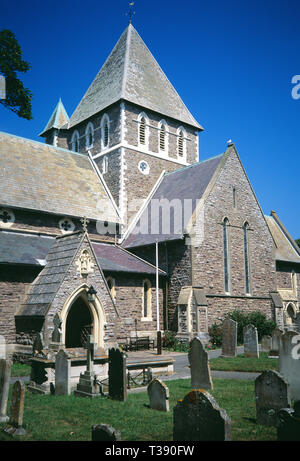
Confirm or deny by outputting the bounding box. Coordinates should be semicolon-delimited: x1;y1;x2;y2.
39;98;69;137
69;24;203;130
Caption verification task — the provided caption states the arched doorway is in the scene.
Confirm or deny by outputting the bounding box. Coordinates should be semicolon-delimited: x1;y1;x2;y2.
65;296;93;348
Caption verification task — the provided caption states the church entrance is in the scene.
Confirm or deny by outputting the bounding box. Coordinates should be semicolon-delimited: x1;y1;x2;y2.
65;296;93;348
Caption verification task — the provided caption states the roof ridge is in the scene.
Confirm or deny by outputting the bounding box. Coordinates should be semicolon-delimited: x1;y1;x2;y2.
165;153;224;177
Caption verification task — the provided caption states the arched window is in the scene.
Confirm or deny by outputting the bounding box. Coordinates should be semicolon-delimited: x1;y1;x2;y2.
177;127;186;159
243;222;251;294
223;218;230;293
71;131;80;152
102;156;108;174
85;122;94;149
138;112;149;148
101;114;110;151
159;120;168;154
106;276;116;301
142;279;152;320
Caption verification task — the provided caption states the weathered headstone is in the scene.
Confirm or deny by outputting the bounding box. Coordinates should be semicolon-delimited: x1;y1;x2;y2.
279;330;300;401
75;335;103;398
255;370;291;426
277;402;300;441
269;328;283;357
0;335;6;359
52;313;62;344
32;332;45;357
0;359;12;423
55;349;71;396
173;390;231;441
188;337;213;390
261;336;272;353
108;348;127;401
3;380;26;437
243;324;259;358
147;378;169;412
92;424;121;441
221;318;237;357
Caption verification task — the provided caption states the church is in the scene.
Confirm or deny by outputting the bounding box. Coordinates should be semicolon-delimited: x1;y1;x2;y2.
0;23;299;358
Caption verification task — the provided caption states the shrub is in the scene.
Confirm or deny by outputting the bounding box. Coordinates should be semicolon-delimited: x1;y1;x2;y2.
208;322;223;348
163;331;189;352
226;309;276;344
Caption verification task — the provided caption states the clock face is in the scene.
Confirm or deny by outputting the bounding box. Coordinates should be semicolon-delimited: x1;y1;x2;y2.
138;160;150;175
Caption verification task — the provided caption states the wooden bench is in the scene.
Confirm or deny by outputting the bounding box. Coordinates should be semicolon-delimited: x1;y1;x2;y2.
129;336;155;351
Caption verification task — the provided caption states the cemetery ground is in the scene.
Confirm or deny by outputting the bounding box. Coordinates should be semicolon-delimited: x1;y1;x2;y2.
0;376;277;441
209;352;278;373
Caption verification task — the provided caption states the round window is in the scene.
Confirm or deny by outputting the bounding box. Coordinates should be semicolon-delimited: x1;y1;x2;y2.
59;217;75;234
138;160;150;175
0;208;15;228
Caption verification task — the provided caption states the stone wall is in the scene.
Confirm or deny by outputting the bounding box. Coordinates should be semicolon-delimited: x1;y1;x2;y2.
0;265;41;344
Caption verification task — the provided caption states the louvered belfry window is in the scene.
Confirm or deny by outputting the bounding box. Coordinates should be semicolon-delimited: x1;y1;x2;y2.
160;125;166;151
139;117;146;145
178;130;184;157
104;120;109;148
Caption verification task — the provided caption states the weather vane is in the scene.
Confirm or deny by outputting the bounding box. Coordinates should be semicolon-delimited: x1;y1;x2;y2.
127;1;135;24
80;216;90;232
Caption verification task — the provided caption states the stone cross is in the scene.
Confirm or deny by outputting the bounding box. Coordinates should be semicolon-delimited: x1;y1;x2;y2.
86;335;97;374
147;378;169;412
221;318;237;357
173;390;231;441
255;370;291;426
243;324;259;358
0;359;12;423
188;337;213;390
3;380;26;437
80;216;90;232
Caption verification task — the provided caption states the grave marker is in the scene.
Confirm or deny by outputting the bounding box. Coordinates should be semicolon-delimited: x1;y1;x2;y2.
188;337;213;390
243;324;259;358
221;318;237;357
147;378;169;412
0;359;11;423
108;348;127;401
3;380;26;437
55;349;71;396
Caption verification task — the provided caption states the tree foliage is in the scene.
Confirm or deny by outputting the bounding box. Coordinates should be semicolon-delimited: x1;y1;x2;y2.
0;29;33;119
296;238;300;248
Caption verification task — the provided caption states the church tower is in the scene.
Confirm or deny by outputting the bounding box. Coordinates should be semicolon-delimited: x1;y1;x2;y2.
40;24;203;227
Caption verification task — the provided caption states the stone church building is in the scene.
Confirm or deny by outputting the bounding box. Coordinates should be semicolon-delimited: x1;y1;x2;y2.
0;24;299;356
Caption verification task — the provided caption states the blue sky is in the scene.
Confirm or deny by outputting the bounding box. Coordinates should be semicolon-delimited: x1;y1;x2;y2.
1;0;300;238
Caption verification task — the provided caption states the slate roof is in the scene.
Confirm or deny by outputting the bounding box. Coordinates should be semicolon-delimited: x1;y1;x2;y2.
93;242;165;275
0;131;120;223
0;231;53;265
69;24;203;130
17;232;82;317
39;98;69;136
122;154;224;248
0;231;163;275
265;212;300;264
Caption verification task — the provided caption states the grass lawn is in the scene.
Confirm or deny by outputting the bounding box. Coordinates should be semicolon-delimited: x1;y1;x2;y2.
11;363;31;377
210;352;278;373
0;378;277;442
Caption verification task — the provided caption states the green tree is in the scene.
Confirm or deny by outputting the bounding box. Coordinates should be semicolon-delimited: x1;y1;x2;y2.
0;29;33;119
296;238;300;247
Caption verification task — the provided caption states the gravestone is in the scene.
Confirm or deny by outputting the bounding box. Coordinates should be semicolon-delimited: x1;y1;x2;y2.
92;424;121;441
52;314;62;344
261;336;272;353
188;337;213;390
0;335;6;359
277;402;300;441
3;380;26;437
279;330;300;401
74;335;103;398
108;348;127;401
0;359;12;423
33;332;45;358
269;328;283;357
221;318;237;357
173;390;231;441
55;350;71;396
243;324;259;358
147;378;169;412
255;370;291;426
